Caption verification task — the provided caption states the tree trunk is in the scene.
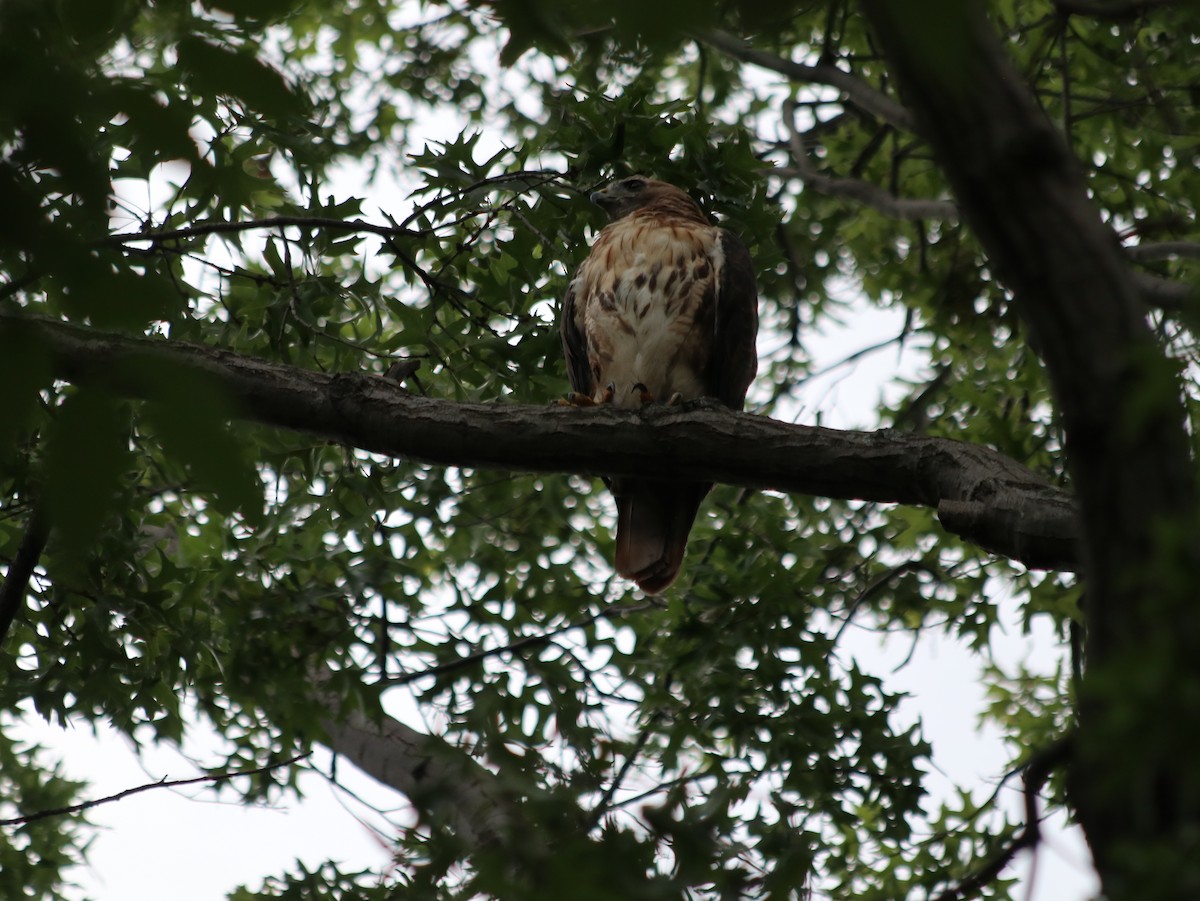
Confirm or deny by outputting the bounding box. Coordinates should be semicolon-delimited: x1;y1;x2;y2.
861;2;1200;895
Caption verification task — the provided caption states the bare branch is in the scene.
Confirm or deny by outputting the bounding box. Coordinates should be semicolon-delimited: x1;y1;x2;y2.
776;90;1192;304
772;166;957;220
1123;240;1200;263
106;215;422;248
1053;0;1176;20
0;313;1081;572
930;735;1073;901
1129;271;1199;309
1;215;430;302
0;752;311;827
587;714;662;829
697;29;918;133
780;99;958;221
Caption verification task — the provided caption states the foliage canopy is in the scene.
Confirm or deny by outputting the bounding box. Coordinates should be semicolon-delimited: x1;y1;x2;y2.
3;0;1200;898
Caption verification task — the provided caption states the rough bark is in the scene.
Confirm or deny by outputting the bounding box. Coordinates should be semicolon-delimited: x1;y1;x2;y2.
1;312;1079;571
860;2;1200;895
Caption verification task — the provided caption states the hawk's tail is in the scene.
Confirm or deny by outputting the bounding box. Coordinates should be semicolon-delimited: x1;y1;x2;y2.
612;479;711;594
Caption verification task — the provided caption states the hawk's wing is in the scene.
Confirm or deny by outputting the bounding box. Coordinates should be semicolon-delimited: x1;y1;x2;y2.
706;229;759;411
560;277;593;398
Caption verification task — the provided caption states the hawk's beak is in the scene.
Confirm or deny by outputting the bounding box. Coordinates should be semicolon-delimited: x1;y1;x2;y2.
590;188;615;208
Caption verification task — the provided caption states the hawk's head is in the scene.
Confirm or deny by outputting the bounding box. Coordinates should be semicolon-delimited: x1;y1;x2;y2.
589;175;706;224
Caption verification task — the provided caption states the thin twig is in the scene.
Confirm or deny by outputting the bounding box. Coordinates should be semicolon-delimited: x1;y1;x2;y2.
587;714;663;829
378;599;658;687
930;734;1074;901
1053;0;1176;20
0;752;313;827
797;333;909;387
107;215;422;247
780;99;957;221
832;559;939;645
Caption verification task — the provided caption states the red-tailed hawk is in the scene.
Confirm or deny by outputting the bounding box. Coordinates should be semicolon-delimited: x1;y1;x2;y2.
561;176;759;593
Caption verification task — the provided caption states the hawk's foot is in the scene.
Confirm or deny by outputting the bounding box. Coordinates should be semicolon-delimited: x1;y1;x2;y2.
559;391;598;407
559;384;616;406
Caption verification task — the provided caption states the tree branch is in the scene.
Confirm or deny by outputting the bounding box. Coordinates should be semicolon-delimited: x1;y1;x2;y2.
1052;0;1176;20
378;598;656;688
777;97;1197;311
931;734;1073;901
1123;240;1200;263
1129;271;1199;309
0;751;311;827
311;665;650;884
859;0;1197;623
780;98;958;220
697;29;918;133
105;215;422;248
313;673;521;848
0;313;1080;572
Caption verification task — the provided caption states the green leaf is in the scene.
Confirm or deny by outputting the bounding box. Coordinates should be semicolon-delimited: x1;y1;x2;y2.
0;319;53;456
40;387;133;560
133;366;264;524
176;36;308;123
204;0;298;23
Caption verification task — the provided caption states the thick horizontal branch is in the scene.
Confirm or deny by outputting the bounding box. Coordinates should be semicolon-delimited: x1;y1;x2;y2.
3;313;1080;571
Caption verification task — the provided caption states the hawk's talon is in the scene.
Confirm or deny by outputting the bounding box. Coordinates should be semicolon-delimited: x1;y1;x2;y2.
633;382;655;406
559;391;597;407
666;392;683;406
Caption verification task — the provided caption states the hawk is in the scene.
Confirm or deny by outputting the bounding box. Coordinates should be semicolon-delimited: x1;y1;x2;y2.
561;176;759;594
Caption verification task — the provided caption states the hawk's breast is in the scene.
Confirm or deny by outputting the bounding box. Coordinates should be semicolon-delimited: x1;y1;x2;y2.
572;217;724;409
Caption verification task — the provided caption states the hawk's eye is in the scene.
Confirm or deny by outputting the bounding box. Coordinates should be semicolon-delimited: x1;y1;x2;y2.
622;177;647;191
